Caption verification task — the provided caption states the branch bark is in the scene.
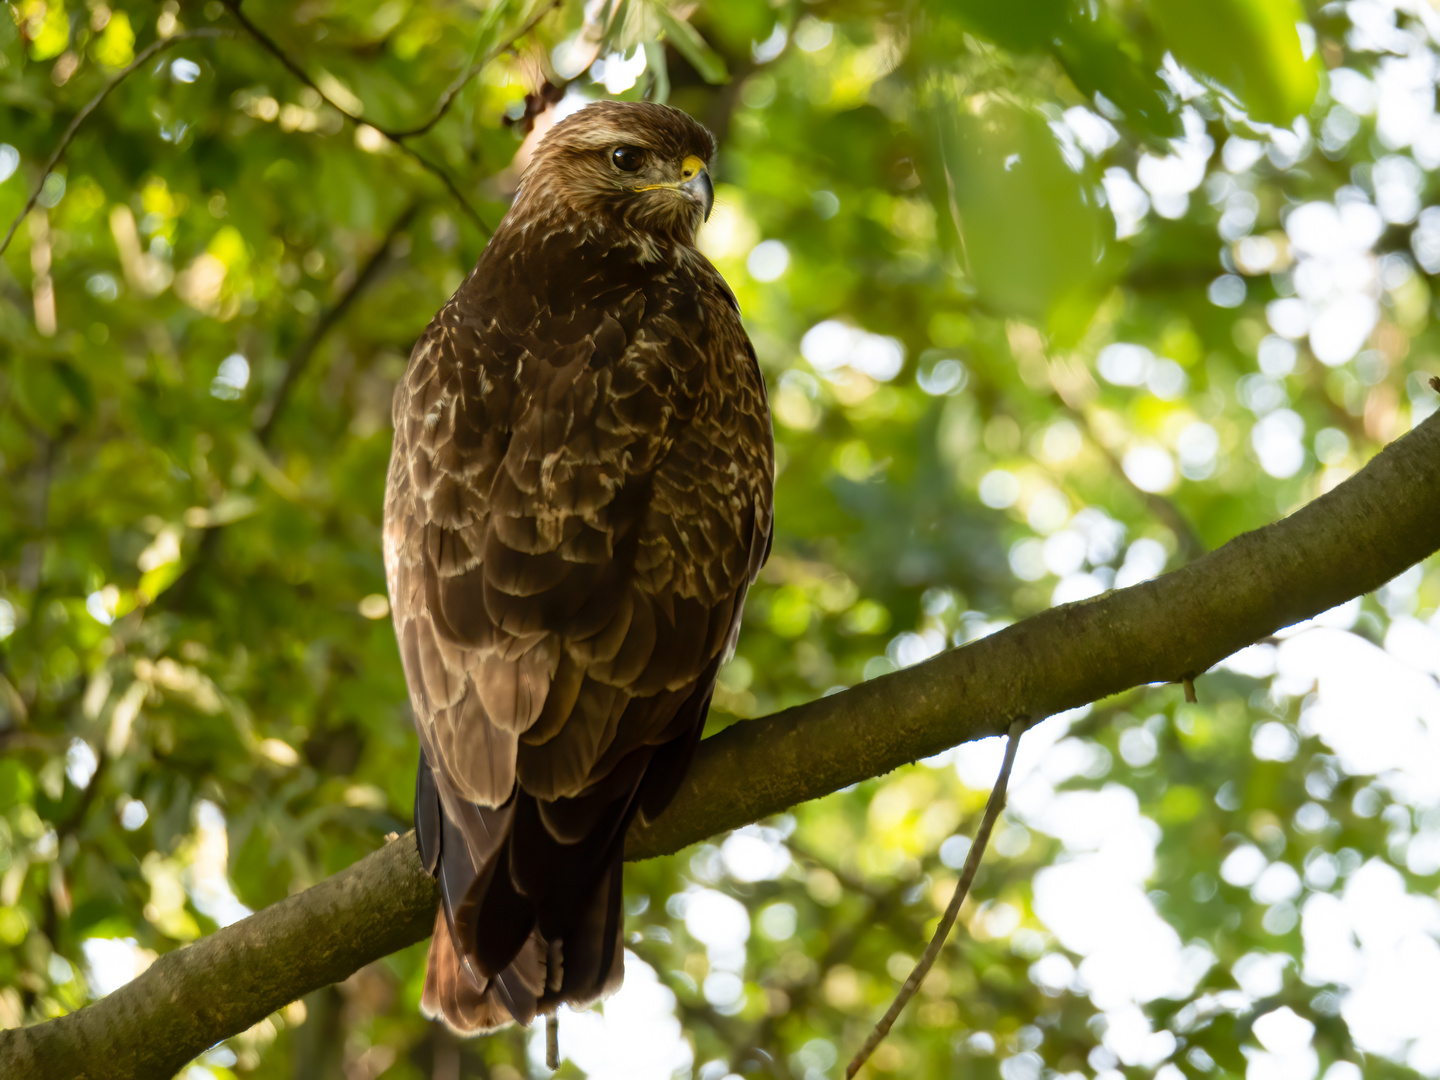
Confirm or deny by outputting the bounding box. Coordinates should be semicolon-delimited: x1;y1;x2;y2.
5;412;1440;1080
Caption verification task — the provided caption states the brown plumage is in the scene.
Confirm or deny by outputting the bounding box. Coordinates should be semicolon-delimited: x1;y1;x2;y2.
383;101;774;1033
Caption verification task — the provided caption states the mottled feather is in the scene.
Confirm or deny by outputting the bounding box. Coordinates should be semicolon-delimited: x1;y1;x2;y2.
384;101;773;1033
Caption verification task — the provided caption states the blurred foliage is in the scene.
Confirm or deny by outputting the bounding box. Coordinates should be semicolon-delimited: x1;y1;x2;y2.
3;0;1440;1078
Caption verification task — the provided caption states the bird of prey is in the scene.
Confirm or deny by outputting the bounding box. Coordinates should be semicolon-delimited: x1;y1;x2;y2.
383;101;774;1033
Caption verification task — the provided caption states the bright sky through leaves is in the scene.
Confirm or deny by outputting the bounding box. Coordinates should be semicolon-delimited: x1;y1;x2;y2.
4;0;1440;1077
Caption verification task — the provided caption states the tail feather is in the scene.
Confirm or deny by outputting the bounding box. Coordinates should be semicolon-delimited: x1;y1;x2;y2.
556;861;626;1002
415;757;442;874
491;932;547;1027
471;857;540;978
415;748;635;1036
413;658;718;1036
420;910;519;1034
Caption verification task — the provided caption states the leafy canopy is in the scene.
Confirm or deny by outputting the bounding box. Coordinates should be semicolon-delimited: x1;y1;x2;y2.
2;0;1439;1078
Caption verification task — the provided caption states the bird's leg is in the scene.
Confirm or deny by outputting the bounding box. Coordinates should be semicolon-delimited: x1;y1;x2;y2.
546;1014;559;1070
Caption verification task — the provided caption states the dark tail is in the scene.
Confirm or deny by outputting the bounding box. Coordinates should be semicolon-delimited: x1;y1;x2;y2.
413;661;715;1035
414;751;630;1034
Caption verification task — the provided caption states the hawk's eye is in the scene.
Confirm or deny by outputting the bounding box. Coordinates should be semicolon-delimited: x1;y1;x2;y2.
612;146;646;173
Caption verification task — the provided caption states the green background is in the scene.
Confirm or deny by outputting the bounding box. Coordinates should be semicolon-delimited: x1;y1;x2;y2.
3;0;1439;1077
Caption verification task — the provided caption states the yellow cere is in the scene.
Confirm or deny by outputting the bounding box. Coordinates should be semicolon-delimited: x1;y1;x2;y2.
636;155;708;193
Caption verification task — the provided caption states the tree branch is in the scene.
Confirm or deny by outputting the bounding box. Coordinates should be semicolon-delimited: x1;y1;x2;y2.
0;29;235;259
5;412;1440;1080
219;0;559;235
252;201;421;444
383;0;565;139
219;0;492;233
161;201;420;611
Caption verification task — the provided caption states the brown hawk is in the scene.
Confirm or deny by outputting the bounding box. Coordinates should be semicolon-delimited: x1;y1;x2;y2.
383;101;774;1033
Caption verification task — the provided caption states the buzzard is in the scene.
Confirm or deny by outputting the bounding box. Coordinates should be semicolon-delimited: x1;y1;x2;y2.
383;101;774;1033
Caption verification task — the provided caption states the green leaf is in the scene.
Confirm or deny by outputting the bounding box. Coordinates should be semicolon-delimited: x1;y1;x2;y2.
933;0;1070;53
232;821;295;910
53;361;95;417
1148;0;1320;125
937;100;1110;338
0;760;34;812
654;6;730;85
644;39;671;103
934;0;1176;142
0;6;18;53
1194;1014;1252;1072
1051;11;1178;143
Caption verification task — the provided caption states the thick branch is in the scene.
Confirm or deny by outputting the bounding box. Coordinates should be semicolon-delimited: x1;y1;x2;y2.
5;413;1440;1079
632;410;1440;858
1;832;437;1080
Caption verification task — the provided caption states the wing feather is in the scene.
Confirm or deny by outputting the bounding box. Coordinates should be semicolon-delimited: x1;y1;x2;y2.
432;693;518;806
474;642;555;734
385;213;774;1030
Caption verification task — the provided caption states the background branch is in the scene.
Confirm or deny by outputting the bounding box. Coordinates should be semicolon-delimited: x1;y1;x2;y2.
4;413;1439;1080
219;0;490;232
846;718;1023;1078
253;201;421;444
220;0;559;234
161;201;421;611
384;0;564;139
0;29;235;258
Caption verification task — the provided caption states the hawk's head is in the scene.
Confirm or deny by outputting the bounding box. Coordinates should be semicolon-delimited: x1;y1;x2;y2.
519;101;717;244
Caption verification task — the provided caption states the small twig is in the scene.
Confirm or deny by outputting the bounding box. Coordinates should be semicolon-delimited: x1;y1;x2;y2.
846;718;1027;1079
163;200;419;611
219;0;489;231
408;158;489;235
1182;674;1197;704
385;0;564;139
253;200;420;444
217;1;324;106
0;28;234;258
221;0;553;235
545;1014;559;1070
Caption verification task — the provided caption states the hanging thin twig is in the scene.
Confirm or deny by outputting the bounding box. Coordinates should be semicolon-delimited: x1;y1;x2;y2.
253;200;420;443
219;0;558;234
546;1014;559;1070
218;0;490;232
846;718;1027;1079
0;28;235;258
385;0;564;139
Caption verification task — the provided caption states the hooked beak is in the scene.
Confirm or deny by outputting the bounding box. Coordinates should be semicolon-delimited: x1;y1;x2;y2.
636;156;715;224
682;168;714;223
678;155;714;222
